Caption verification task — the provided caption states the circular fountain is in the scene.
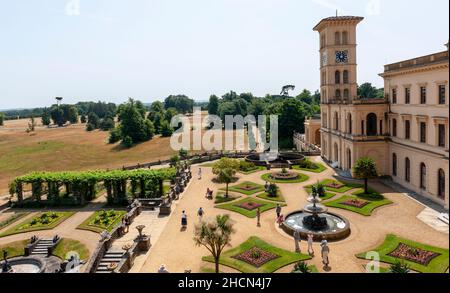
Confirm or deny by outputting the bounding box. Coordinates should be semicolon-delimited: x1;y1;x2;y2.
281;187;351;241
245;152;305;167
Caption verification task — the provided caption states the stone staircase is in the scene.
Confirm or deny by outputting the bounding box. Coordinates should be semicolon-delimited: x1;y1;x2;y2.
95;250;124;273
31;239;54;256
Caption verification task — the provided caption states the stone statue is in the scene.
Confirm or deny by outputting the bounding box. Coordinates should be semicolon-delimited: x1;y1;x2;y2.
294;230;301;253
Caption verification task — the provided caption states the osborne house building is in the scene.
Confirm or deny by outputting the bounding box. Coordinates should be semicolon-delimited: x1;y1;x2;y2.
300;16;449;210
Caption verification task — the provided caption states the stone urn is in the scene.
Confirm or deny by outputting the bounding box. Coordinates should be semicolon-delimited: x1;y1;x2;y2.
107;262;118;273
135;225;151;251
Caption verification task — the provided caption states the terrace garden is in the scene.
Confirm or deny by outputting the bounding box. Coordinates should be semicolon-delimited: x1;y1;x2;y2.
256;189;285;203
0;213;30;230
292;159;326;173
261;170;309;184
221;181;265;196
77;210;127;233
53;238;90;261
356;234;449;273
214;192;241;204
215;198;283;218
324;195;392;216
202;237;311;273
0;212;75;237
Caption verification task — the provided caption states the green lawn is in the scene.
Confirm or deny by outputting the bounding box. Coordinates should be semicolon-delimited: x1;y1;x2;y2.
215;197;284;218
53;238;90;261
292;162;327;173
77;210;126;233
303;186;336;201
324;195;392;216
318;179;362;193
356;234;449;273
0;212;75;238
239;166;267;175
214;192;241;204
256;190;285;202
221;181;265;195
352;188;383;199
261;172;309;184
0;212;30;230
202;236;311;273
200;163;216;168
0;239;29;259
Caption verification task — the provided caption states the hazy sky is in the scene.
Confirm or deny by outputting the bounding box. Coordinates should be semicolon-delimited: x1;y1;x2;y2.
0;0;448;109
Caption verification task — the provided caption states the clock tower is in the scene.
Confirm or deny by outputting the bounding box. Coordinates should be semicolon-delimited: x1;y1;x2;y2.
313;16;389;176
314;16;363;104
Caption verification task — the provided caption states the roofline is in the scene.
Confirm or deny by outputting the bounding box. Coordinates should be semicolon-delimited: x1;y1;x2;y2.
313;16;364;32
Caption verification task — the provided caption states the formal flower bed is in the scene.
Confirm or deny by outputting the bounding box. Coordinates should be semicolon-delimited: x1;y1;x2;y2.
77;210;126;233
239;184;260;191
236;201;264;211
270;169;299;180
222;181;265;195
0;212;74;238
388;243;440;266
356;234;449;273
324;181;346;189
340;198;370;208
232;247;280;268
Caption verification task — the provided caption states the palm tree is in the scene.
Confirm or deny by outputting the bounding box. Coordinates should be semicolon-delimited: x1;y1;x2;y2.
193;215;235;273
212;158;240;197
353;157;378;194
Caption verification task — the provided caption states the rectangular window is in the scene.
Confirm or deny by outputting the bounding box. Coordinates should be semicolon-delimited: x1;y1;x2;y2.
405;120;410;139
405;88;410;104
420;87;427;104
420;122;426;143
392;88;397;104
439;85;446;105
439;124;446;148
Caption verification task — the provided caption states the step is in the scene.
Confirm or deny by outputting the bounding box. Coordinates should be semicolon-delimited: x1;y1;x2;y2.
99;258;122;264
103;254;124;259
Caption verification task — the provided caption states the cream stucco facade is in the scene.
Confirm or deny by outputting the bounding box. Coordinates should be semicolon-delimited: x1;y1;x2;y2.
309;16;449;209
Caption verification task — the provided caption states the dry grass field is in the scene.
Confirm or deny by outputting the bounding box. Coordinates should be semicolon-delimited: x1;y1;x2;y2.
0;114;250;195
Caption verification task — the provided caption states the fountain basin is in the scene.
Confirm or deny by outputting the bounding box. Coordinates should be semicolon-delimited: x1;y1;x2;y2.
1;257;45;273
245;152;305;167
281;211;351;242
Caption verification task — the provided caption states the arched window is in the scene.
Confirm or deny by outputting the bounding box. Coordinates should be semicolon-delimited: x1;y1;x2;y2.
343;70;349;84
335;32;341;45
334;112;339;130
392;119;397;137
438;169;446;200
342;31;348;45
335;89;341;99
392;153;397;176
346;148;352;170
347;113;352;134
344;89;349;100
335;71;341;84
405;158;411;182
420;163;427;190
366;113;378;136
334;143;339;162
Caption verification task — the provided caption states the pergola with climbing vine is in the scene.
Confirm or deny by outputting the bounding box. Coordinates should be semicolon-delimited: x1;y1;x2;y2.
9;169;176;207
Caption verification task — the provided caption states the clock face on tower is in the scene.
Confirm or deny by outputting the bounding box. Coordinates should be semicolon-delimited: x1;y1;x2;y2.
335;50;349;63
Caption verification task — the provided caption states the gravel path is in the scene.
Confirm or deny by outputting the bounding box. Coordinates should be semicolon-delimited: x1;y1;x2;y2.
139;157;449;273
